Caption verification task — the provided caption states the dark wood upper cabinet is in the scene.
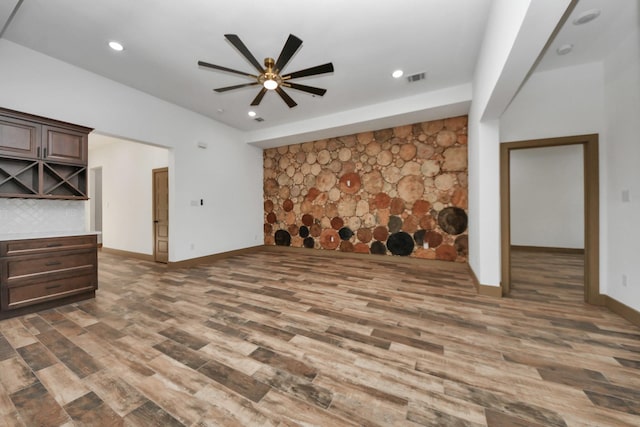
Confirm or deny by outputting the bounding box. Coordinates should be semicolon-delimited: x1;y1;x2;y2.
42;125;88;165
0;107;93;200
0;115;39;159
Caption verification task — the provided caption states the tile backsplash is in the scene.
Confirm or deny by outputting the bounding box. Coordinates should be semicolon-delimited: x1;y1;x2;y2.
0;198;86;234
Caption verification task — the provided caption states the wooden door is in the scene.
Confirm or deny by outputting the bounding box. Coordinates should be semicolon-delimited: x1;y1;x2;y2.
153;168;169;263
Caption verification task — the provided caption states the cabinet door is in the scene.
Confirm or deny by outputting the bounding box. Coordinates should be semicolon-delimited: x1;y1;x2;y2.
0;116;40;159
42;125;87;165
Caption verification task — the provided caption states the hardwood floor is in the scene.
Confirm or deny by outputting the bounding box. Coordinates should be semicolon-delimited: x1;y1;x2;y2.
0;247;639;426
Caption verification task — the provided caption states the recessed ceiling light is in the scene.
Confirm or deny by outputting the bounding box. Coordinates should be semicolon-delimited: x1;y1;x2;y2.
108;41;124;51
216;108;224;114
392;70;404;79
248;111;257;117
556;44;573;55
573;9;600;25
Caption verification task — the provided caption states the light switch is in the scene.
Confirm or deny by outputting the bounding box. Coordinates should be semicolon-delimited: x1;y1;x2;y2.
622;190;630;203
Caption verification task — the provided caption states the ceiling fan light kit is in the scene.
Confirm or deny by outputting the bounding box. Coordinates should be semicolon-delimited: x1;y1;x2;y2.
198;34;334;108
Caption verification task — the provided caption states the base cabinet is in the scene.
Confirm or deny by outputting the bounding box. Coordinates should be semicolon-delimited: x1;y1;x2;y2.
0;234;98;319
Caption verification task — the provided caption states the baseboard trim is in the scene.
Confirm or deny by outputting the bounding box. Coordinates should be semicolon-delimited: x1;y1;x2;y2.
261;244;466;269
100;247;155;262
168;246;263;269
511;245;584;254
466;263;502;297
605;295;640;328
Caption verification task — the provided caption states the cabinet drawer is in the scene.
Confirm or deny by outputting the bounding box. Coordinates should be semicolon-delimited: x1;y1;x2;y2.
0;235;96;256
5;251;96;282
4;274;95;310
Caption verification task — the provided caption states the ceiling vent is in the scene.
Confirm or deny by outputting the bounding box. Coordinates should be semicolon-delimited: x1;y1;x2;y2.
254;117;265;122
406;72;426;83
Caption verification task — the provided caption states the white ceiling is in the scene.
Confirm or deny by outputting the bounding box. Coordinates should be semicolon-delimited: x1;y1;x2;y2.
1;0;637;139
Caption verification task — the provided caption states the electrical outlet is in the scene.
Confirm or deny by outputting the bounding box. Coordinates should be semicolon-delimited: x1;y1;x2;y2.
423;242;429;249
622;274;628;287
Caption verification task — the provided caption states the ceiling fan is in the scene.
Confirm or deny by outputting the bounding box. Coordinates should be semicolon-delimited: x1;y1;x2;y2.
198;34;334;108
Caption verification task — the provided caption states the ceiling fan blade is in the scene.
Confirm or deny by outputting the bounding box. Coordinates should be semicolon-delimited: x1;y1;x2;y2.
251;88;268;106
214;82;259;93
198;61;257;79
275;87;297;108
286;82;327;96
224;34;265;73
274;34;303;73
283;62;334;80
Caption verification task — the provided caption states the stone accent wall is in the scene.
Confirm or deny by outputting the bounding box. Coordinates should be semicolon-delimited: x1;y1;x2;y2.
263;116;468;262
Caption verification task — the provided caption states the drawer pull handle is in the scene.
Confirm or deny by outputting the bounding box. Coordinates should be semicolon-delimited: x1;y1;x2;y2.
45;284;61;290
46;243;63;248
45;261;62;266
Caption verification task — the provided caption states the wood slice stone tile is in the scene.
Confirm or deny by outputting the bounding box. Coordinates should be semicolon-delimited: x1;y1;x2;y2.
339;241;354;252
386;232;415;256
388;216;402;233
442;146;467;171
301;214;314;227
287;224;299;236
338;172;361;194
389;198;405;215
263;116;468;262
320;229;340;250
455;235;468;256
370;241;387;255
438;207;468;235
330;217;344;230
397;175;425;204
419;214;437;230
435;244;458;261
338;227;354;240
436;130;457;147
362;170;384;194
424;231;443;248
303;237;315;248
309;224;322;238
316;170;336;192
354;243;370;253
264;178;279;196
374;193;391;209
402;215;420;233
274;230;291;246
357;228;372;243
373;226;389;242
317;149;331;165
282;199;294;212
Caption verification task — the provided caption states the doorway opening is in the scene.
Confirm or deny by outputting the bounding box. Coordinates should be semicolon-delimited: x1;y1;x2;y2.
500;134;602;305
153;167;169;263
89;166;103;245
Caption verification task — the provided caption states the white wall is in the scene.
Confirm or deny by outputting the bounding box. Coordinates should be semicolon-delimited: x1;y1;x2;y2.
602;22;640;311
500;23;640;312
510;145;584;249
0;39;264;262
87;136;168;255
501;62;605;142
468;0;570;287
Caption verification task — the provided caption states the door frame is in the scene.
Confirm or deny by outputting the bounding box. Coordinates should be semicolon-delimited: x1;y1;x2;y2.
152;167;169;263
500;134;602;304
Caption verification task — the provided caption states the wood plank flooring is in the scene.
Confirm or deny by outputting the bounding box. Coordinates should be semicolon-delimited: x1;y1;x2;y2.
0;247;639;426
